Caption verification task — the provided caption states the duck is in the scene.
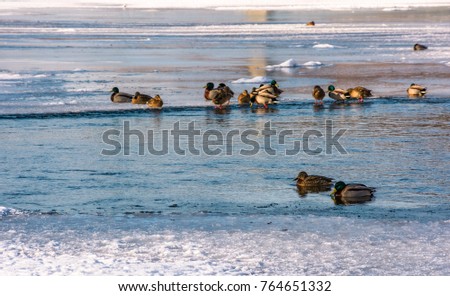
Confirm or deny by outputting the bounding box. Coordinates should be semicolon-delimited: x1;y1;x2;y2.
294;171;333;188
327;85;350;101
132;92;153;104
407;83;427;96
312;85;325;105
255;80;283;96
306;21;315;26
347;86;372;102
330;181;375;205
237;90;251;105
414;43;428;51
250;87;279;108
110;87;132;103
203;82;234;107
147;95;163;108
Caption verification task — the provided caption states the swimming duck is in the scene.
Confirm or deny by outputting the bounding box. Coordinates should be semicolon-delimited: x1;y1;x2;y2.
414;43;428;51
312;85;325;105
237;90;251;105
347;86;372;102
110;87;132;103
294;171;333;188
250;87;279;108
255;80;283;96
407;83;427;96
327;85;351;101
132;92;152;104
331;181;375;205
147;95;163;108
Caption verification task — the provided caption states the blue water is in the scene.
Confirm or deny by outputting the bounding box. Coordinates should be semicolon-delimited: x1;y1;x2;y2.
0;7;449;275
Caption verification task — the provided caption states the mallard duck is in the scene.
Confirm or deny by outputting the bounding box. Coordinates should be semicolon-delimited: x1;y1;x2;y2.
294;171;333;187
306;21;315;26
132;92;152;104
237;90;251;104
147;95;163;108
347;86;372;102
328;85;350;101
203;82;234;108
110;87;132;103
331;181;375;205
250;88;279;108
312;85;325;105
407;83;427;96
414;43;428;51
255;80;283;96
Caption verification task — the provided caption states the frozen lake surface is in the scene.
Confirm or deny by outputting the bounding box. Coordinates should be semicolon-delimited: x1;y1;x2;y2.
0;6;449;275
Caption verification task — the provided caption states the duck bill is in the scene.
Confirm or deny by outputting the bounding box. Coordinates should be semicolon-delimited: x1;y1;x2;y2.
329;188;337;197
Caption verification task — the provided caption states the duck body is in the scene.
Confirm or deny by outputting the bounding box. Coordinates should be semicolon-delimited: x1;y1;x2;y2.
147;95;163;108
414;43;428;51
132;92;153;104
294;171;333;188
312;85;325;105
255;80;283;96
306;21;315;26
327;85;351;101
331;181;375;205
237;90;251;104
110;87;132;103
407;83;427;96
347;86;372;102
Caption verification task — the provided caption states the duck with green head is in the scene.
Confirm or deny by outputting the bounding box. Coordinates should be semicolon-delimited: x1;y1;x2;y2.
110;87;133;103
328;85;350;101
330;181;375;205
147;94;163;108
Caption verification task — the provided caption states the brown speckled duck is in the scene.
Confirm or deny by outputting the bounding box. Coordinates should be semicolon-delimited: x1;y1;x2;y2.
110;87;132;103
312;85;325;105
327;85;350;101
407;83;427;96
147;95;163;108
237;90;251;105
132;92;153;104
294;171;333;188
331;181;375;205
347;86;373;102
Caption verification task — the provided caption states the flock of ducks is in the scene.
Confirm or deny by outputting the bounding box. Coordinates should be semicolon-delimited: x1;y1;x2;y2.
294;171;376;205
201;81;427;109
110;87;163;108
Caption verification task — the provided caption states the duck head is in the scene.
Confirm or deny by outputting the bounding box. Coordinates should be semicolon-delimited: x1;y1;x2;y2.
328;85;336;92
204;82;215;90
270;80;279;87
330;181;346;196
110;87;119;93
294;171;308;181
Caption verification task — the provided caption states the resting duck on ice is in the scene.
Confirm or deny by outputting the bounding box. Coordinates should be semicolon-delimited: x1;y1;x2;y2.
330;181;375;205
132;92;153;104
255;80;283;96
312;85;326;105
203;82;234;108
294;171;333;188
327;85;350;101
237;90;251;105
146;95;164;108
249;87;278;108
347;86;373;102
407;83;427;96
110;87;132;103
